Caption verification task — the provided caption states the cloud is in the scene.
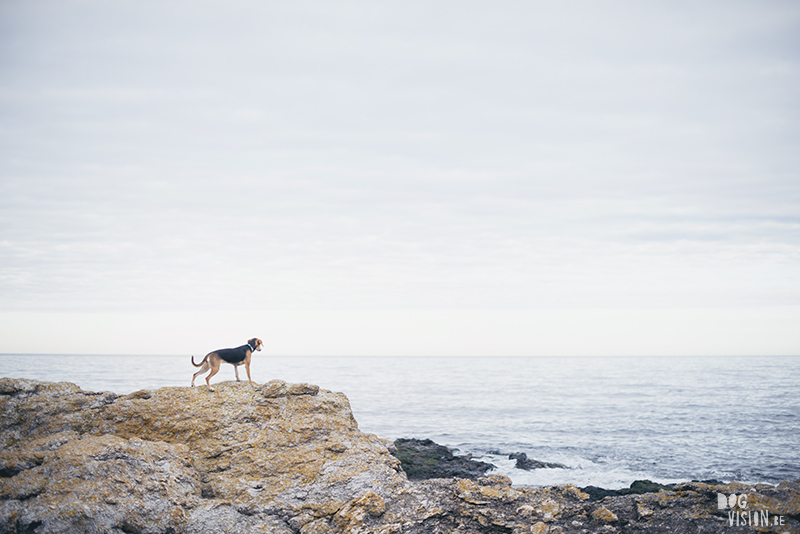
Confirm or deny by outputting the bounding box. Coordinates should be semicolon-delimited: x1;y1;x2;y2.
0;1;799;353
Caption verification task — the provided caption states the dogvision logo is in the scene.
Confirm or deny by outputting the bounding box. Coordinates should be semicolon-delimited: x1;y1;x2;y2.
718;493;786;529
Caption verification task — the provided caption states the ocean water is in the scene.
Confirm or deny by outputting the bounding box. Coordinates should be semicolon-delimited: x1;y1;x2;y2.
1;354;798;489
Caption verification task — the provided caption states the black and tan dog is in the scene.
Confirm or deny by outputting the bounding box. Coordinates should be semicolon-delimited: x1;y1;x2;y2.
191;338;263;391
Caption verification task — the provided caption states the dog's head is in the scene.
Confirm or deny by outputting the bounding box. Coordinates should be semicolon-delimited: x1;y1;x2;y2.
248;338;263;352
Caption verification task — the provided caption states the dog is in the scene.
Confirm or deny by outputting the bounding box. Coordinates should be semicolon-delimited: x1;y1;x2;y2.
191;338;263;391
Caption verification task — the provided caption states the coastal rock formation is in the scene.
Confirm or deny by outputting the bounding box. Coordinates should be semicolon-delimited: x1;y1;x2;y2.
392;438;494;480
508;452;565;471
1;377;799;533
390;441;567;480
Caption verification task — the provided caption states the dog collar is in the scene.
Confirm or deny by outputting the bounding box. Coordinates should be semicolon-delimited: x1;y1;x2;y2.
246;342;254;351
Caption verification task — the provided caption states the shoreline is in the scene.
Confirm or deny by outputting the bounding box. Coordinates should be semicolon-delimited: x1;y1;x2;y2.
2;377;799;533
2;354;797;488
391;437;727;500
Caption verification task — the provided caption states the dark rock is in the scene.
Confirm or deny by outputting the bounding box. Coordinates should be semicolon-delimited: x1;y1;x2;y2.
621;479;674;494
581;479;675;501
392;438;494;480
508;452;566;470
580;485;622;501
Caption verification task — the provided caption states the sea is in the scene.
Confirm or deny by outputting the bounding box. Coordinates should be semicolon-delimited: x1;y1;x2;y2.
1;354;798;490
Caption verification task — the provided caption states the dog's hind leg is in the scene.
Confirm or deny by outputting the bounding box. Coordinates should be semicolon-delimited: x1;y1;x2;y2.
233;364;241;382
191;361;210;387
205;361;221;391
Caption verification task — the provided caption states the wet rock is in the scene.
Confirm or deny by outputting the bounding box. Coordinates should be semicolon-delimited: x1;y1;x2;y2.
623;479;674;494
392;438;495;480
581;485;622;501
581;479;675;501
509;452;566;470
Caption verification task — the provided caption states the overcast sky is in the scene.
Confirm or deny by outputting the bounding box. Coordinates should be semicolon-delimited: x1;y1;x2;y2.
1;1;799;356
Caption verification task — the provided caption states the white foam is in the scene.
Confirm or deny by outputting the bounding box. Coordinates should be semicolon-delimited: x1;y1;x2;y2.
473;453;684;489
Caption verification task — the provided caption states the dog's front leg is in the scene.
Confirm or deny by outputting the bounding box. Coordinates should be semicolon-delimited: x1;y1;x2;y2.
234;364;241;382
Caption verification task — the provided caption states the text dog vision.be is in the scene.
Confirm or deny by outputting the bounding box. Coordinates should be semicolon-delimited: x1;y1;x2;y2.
718;493;786;528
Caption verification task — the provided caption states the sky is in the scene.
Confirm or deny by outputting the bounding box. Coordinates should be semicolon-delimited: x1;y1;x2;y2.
1;1;799;356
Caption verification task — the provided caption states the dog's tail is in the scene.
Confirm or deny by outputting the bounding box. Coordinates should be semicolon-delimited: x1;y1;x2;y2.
191;355;205;367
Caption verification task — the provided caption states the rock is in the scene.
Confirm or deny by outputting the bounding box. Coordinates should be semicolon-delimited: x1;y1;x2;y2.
580;485;622;501
623;479;674;494
509;452;566;470
2;377;799;534
591;505;619;523
580;479;675;501
392;438;494;480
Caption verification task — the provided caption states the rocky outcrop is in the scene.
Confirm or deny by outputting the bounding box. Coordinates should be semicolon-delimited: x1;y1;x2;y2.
581;480;676;502
508;452;565;471
1;377;799;534
392;438;494;480
390;442;565;480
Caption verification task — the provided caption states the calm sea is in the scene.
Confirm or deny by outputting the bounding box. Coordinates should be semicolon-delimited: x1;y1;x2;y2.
1;354;798;489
